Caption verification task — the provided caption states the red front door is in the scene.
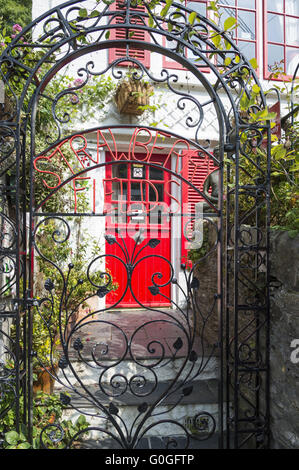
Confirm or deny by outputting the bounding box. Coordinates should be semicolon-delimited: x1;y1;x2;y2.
105;154;171;308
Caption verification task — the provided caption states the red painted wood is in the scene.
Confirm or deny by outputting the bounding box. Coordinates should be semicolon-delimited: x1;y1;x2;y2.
180;150;216;267
105;154;171;308
108;0;151;68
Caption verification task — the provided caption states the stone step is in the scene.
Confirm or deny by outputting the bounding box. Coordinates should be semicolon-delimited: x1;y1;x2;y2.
60;308;220;362
55;356;220;391
61;377;220;409
80;433;225;450
62;401;226;441
56;358;228;443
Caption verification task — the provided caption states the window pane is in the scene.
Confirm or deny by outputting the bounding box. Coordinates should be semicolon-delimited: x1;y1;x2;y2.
286;47;299;75
286;17;299;46
238;0;255;9
149;184;164;202
239;40;256;60
112;182;127;201
112;163;127;179
220;6;237;21
267;0;283;13
131;183;146;201
267;44;284;72
149;166;164;180
238;10;255;40
267;13;284;44
288;0;299;16
187;1;207;16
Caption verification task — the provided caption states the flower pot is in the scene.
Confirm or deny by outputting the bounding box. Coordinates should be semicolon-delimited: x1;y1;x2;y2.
33;366;58;395
0;94;15;122
114;79;154;116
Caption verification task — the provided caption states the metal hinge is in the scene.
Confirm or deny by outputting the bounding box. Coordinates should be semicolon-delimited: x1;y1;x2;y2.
24;292;39;308
7;297;39;311
25;298;39;307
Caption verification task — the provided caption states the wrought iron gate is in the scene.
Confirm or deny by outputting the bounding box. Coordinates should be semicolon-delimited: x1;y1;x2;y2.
0;0;271;449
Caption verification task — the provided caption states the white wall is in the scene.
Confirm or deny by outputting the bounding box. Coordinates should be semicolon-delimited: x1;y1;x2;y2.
30;0;294;310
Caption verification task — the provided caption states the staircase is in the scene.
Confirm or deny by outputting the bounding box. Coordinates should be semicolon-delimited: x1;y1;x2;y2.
55;309;226;449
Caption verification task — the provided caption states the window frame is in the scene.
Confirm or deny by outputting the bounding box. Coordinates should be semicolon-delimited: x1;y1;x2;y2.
263;0;299;80
162;0;259;75
217;0;259;75
162;0;211;72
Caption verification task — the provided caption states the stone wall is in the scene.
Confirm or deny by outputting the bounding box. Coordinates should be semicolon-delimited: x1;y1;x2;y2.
193;227;299;448
269;230;299;449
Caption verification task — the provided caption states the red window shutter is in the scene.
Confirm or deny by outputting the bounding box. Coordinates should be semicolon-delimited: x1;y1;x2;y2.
109;1;151;67
181;150;216;266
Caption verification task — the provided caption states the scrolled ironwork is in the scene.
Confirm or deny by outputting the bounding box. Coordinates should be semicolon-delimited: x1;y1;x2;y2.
0;0;271;450
28;207;222;449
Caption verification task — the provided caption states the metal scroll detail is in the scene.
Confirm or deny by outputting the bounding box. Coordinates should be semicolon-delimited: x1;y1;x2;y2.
0;0;271;450
32;215;219;449
0;139;24;439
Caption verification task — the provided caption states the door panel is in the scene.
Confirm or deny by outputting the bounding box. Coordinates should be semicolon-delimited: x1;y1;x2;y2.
105;154;171;308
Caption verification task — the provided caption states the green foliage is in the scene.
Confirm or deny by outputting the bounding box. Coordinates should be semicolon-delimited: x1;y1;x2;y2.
0;0;32;29
32;219;117;368
187;223;213;264
0;19;116;212
1;391;89;449
3;430;31;449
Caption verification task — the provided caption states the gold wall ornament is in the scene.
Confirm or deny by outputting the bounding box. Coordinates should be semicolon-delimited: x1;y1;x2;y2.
114;78;154;116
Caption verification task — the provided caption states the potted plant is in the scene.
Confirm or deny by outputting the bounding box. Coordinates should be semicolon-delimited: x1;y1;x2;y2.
114;73;154;116
31;317;60;395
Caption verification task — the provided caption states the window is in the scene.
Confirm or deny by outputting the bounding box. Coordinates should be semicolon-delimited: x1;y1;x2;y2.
263;0;299;79
218;0;258;64
162;1;210;71
108;0;151;67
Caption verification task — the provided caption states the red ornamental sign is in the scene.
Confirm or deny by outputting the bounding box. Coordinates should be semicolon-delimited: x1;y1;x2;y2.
261;101;281;149
269;101;281;141
33;127;216;213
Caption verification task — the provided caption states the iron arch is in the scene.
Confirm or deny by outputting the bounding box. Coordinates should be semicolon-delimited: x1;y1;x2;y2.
0;0;271;450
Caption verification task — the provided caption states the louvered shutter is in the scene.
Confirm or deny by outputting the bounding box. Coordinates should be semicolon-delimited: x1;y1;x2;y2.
109;1;151;67
181;150;216;266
